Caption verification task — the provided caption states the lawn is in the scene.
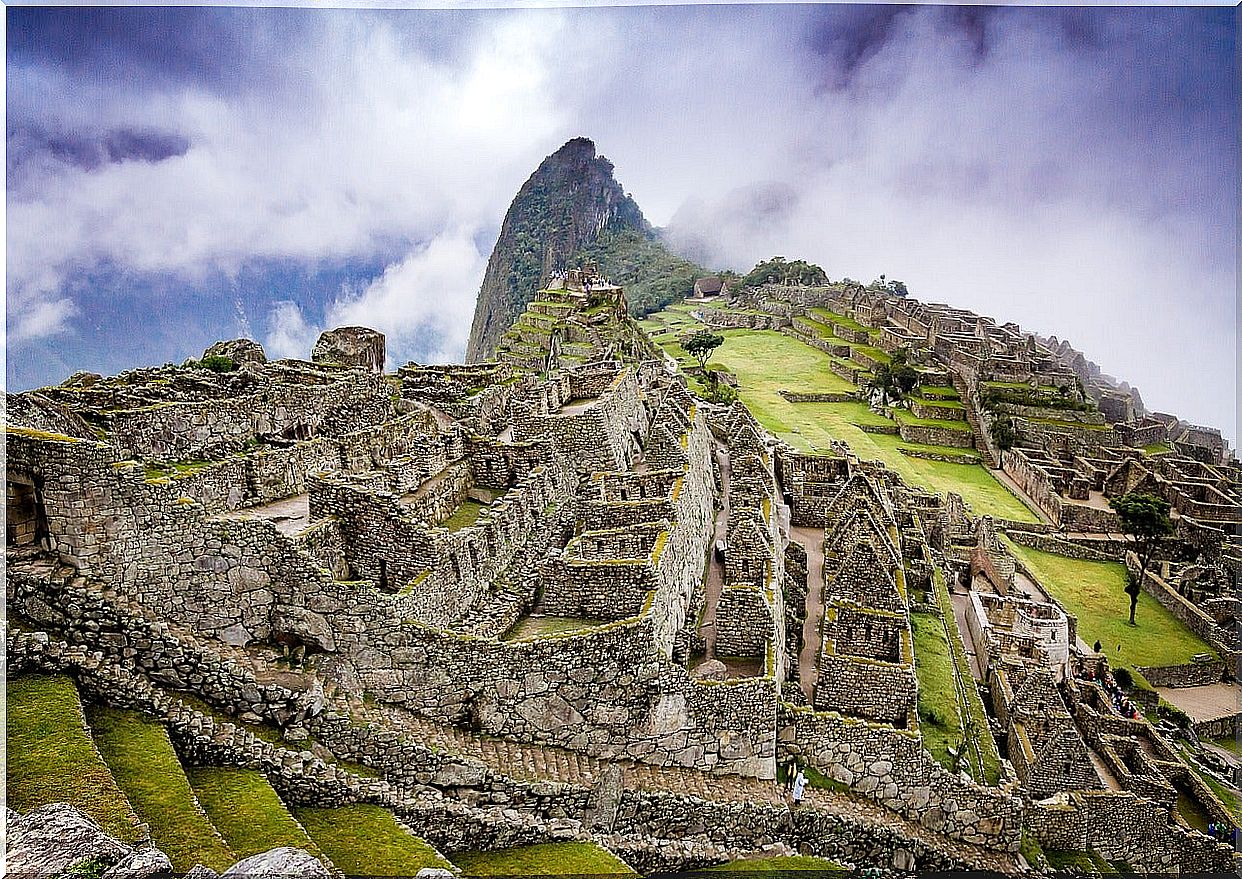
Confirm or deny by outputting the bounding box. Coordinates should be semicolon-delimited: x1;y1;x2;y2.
7;675;142;843
453;842;635;876
648;318;1039;523
294;805;454;874
808;307;879;337
86;705;236;871
910;610;965;773
704;854;849;872
1004;540;1216;672
186;766;326;863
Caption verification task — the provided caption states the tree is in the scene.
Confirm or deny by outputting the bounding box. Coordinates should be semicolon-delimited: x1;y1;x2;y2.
683;330;724;372
1110;492;1174;626
743;257;828;287
990;414;1016;451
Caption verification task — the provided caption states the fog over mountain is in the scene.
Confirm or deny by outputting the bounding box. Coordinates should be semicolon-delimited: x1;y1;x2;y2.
6;5;1235;440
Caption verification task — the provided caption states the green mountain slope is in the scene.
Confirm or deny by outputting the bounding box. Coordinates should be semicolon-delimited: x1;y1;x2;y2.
466;137;707;360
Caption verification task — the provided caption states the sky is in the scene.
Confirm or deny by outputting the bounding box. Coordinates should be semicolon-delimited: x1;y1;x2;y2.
5;4;1237;443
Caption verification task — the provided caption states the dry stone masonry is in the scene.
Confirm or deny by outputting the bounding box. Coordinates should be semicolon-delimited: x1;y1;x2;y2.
6;270;1238;875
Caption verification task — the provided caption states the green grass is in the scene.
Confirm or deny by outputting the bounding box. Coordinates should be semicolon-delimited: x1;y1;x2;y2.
186;767;326;863
504;615;606;640
704;854;848;872
910;610;965;772
86;706;236;871
1143;442;1172;455
442;498;486;531
932;569;1003;784
1044;849;1112;872
891;409;973;432
294;805;453;874
453;842;634;876
6;676;142;843
919;385;959;397
1209;735;1240;756
912;395;965;410
1004;541;1216;671
808;307;879;336
647;317;1038;523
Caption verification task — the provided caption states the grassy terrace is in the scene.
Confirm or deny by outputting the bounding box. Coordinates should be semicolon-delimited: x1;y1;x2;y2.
294;805;454;874
504;614;606;640
704;854;849;872
7;675;142;843
932;568;1003;784
1004;541;1216;675
650;323;1038;522
187;766;327;864
453;842;635;876
442;498;486;531
910;610;965;773
87;706;236;871
809;307;880;336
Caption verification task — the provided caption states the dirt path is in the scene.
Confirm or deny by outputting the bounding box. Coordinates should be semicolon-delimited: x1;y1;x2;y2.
789;524;825;702
699;441;730;657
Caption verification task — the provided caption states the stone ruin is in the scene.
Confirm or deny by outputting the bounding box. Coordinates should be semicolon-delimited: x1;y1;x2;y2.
6;277;1238;875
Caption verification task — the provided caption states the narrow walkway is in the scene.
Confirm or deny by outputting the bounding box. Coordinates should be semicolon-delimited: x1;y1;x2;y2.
1088;748;1124;791
699;441;731;657
789;524;825;701
949;591;984;681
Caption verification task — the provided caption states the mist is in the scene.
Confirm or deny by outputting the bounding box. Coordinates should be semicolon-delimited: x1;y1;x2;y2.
6;5;1235;441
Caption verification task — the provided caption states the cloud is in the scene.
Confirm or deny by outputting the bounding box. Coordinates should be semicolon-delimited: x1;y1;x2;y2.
324;230;488;365
7;5;1235;442
264;299;320;361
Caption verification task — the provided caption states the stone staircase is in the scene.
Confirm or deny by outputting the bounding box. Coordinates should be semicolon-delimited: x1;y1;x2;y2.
952;371;1000;469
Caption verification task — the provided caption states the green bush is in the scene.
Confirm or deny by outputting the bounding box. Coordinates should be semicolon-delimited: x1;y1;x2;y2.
183;355;238;373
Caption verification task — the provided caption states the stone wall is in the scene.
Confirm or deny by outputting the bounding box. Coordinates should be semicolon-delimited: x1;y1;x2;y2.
1027;792;1235;873
896;422;975;449
781;706;1023;851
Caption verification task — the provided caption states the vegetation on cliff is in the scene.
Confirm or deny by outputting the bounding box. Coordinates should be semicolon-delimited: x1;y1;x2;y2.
466;138;650;361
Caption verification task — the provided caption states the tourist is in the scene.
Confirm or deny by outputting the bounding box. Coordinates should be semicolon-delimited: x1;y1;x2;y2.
791;767;808;807
1093;640;1102;654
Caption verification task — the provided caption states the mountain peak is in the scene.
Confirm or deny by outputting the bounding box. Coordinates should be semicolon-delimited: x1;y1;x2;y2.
464;138;649;361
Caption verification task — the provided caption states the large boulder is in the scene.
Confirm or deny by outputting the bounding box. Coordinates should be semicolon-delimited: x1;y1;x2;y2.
220;848;330;879
203;339;267;366
312;327;385;373
6;803;135;877
270;605;337;654
102;847;173;879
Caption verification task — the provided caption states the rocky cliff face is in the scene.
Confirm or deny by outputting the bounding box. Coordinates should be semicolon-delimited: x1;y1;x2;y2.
465;138;650;362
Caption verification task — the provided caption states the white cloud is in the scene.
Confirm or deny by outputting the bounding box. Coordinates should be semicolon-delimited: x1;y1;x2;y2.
325;230;488;365
265;300;320;360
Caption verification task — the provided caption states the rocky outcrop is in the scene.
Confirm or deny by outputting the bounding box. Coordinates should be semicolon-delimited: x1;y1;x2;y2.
312;327;386;373
5;804;156;879
465;138;650;362
219;848;330;879
204;339;267;366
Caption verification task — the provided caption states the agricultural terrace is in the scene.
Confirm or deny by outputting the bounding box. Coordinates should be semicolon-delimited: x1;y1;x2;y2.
642;311;1038;522
1005;541;1217;678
